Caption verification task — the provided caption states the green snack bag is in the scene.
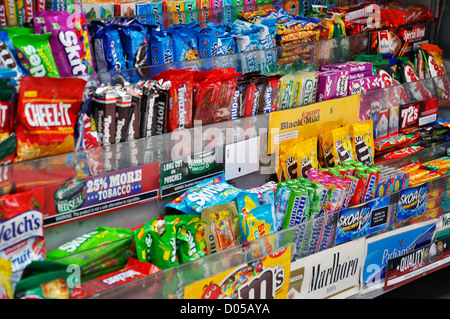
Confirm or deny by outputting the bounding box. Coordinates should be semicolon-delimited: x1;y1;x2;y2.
14;261;72;299
46;227;135;265
177;217;207;264
11;33;60;78
135;215;194;270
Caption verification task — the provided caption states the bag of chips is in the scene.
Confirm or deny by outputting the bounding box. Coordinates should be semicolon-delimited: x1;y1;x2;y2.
14;76;86;163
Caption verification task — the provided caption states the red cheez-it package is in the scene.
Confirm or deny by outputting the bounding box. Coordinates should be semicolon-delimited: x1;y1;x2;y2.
0;189;45;285
15;76;86;163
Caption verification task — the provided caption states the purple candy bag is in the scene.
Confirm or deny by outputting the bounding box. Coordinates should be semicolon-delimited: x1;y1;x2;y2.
33;10;69;34
44;13;95;77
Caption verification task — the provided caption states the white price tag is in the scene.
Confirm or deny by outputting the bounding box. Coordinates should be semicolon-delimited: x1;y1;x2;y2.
224;136;260;180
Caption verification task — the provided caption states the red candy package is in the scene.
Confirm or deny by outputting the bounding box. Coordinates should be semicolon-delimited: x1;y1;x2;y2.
14;76;86;163
152;69;194;132
193;68;240;125
380;1;434;28
374;131;420;155
71;257;160;299
375;145;424;163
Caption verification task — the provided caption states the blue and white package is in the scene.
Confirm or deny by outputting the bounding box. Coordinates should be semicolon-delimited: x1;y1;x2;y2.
252;22;277;74
118;20;148;69
100;25;127;71
274;186;291;232
198;27;219;58
136;2;150;24
362;222;436;289
149;30;173;65
394;183;428;223
316;213;337;253
164;173;243;215
335;196;389;245
235;31;260;73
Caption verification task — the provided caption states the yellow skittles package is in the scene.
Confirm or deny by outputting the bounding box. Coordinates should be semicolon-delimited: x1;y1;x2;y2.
351;120;374;165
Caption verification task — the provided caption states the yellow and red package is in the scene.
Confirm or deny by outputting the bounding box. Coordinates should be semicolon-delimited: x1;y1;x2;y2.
420;43;447;77
14;76;86;163
152;69;194;132
278;139;300;181
318;128;335;168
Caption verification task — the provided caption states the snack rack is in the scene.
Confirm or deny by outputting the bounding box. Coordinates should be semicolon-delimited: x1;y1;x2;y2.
2;0;450;299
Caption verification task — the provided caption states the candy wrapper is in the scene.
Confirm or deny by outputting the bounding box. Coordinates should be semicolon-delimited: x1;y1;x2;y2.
152;69;194;132
374;132;420;156
119;19;148;70
42;12;95;77
236;191;260;241
202;201;241;255
0;259;12;299
177;217;207;263
375;145;424;163
14;76;86;162
318;128;335;168
316;70;348;102
12;33;60;78
148;29;174;65
165;173;243;215
350;120;374;165
135;215;194;269
296;137;319;178
331;125;354;165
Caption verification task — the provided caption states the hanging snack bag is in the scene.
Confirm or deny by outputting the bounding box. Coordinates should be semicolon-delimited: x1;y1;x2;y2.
296;137;319;178
331;125;354;165
318;128;335;168
202;201;241;255
98;24;127;71
279;139;299;180
12;33;60;78
148;29;173;65
165;173;243;215
14;76;86;162
350;120;374;165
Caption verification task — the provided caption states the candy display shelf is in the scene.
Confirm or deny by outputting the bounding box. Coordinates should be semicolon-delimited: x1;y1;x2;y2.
3;0;450;298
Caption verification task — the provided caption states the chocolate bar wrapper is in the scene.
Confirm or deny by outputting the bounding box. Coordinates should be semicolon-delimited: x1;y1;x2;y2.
115;91;133;144
317;70;349;102
348;75;382;95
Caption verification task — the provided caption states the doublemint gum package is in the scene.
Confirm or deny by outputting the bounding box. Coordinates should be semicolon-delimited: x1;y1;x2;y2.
165;173;243;215
12;33;60;77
